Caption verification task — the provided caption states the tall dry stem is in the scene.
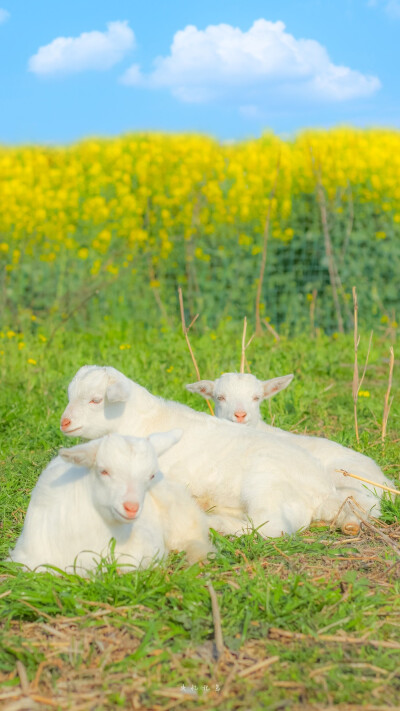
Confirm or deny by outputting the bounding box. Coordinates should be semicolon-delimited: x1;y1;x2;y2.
240;317;255;373
310;146;344;333
178;287;214;416
309;289;318;338
352;286;373;443
382;346;395;445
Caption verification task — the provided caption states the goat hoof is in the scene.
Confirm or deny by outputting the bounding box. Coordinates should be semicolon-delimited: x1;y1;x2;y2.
341;522;360;536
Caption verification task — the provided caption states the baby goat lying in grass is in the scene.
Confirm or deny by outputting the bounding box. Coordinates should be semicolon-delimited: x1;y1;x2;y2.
60;365;368;538
186;372;392;533
9;430;214;574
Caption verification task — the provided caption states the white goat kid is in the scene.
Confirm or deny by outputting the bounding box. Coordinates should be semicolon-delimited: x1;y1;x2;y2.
60;365;345;538
186;372;392;531
9;430;213;573
186;372;294;425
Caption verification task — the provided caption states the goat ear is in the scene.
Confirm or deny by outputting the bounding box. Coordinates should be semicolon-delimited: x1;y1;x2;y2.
106;375;131;403
262;374;294;400
59;440;100;467
186;380;215;399
74;365;97;379
148;429;183;457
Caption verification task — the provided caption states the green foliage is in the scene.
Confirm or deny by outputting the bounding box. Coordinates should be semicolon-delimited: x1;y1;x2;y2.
0;317;399;707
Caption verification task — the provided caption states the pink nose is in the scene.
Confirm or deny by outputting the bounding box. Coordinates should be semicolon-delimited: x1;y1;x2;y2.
61;417;71;430
234;411;247;422
123;502;139;518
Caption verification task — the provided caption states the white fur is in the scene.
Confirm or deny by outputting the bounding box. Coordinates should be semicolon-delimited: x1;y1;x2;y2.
9;431;213;574
186;372;393;527
59;365;356;538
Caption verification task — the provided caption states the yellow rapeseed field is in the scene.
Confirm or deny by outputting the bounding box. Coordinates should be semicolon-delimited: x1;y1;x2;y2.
1;128;399;275
0;127;399;343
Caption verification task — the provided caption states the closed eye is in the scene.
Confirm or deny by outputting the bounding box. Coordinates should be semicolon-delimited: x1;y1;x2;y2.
217;395;226;401
90;398;103;405
253;396;260;401
101;470;110;476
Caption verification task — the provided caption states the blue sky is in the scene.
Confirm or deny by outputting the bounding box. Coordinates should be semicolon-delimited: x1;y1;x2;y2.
0;0;399;143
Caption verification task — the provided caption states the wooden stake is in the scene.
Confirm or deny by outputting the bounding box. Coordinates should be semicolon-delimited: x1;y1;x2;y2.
178;287;214;416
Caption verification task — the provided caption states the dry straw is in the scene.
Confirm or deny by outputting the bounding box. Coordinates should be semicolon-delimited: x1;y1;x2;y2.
178;287;214;416
337;469;400;497
207;582;225;660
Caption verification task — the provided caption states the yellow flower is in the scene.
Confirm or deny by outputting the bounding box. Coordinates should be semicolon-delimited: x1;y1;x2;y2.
119;344;131;350
375;231;386;240
166;365;174;373
38;334;47;342
27;358;37;365
106;264;119;275
18;342;25;350
358;390;370;397
238;233;252;246
6;330;16;338
78;247;89;259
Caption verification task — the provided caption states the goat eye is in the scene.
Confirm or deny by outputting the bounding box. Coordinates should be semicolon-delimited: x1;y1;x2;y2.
217;395;225;402
150;473;155;480
100;470;110;476
90;398;103;405
253;396;260;402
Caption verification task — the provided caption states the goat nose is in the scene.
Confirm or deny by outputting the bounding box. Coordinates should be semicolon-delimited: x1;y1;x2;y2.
123;501;139;518
61;417;71;430
234;411;247;422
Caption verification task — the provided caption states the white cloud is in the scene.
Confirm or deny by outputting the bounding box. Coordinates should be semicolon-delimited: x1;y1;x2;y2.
0;8;10;24
120;19;380;106
29;21;135;76
119;63;144;86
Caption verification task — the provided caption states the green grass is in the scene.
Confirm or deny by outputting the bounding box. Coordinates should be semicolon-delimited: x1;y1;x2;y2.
0;316;399;709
